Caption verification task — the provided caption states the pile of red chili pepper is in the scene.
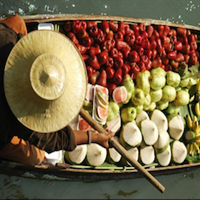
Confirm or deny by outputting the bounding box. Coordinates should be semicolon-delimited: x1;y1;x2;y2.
62;20;200;95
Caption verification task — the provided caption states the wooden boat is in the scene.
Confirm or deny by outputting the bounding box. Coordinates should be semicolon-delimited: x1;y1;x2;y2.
1;14;200;183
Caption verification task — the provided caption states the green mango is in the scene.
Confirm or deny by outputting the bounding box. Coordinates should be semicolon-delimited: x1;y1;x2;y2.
107;101;120;121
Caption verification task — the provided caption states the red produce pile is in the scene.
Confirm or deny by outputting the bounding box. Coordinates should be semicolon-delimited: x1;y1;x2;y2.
62;20;200;95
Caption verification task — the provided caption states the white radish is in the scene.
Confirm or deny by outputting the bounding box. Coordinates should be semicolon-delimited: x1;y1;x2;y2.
154;129;170;154
140;145;155;165
151;109;168;131
119;121;142;148
156;145;171;166
65;144;87;164
171;141;187;164
168;115;184;140
86;144;107;166
141;119;158;145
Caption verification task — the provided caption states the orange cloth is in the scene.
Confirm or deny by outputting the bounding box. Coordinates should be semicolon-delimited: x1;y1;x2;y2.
0;136;45;166
3;13;27;35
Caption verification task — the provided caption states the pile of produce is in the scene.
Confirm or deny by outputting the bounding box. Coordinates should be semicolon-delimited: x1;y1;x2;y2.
62;19;200;169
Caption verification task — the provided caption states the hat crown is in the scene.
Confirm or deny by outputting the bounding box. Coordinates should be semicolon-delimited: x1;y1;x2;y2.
30;53;67;100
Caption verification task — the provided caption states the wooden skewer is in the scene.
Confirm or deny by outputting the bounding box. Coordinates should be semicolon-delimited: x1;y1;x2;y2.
80;108;165;193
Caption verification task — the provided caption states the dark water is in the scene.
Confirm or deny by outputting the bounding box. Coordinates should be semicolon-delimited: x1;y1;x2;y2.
1;0;200;199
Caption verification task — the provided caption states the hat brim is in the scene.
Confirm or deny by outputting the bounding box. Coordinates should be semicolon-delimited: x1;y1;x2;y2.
4;30;87;133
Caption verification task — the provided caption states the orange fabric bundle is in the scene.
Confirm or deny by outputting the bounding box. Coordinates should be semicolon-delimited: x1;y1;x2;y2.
4;13;27;35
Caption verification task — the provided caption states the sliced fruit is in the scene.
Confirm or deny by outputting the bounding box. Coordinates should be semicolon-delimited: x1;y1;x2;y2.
97;106;108;120
112;86;128;103
78;118;91;131
95;95;108;108
141;119;158;145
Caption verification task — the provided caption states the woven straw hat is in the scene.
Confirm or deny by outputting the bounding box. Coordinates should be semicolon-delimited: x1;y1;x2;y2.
4;30;87;133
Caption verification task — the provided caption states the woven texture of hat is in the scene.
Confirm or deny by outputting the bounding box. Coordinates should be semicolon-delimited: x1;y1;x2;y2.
4;30;87;133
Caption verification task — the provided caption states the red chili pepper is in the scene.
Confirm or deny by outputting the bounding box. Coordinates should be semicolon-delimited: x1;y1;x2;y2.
140;55;149;65
64;21;72;32
81;37;94;47
121;45;131;59
181;44;190;54
189;51;198;65
76;44;88;54
82;54;89;62
86;66;94;77
77;29;89;39
157;25;164;36
110;48;118;58
150;39;157;49
152;49;157;59
176;52;185;62
167;50;177;60
97;50;109;65
88;55;100;70
89;45;101;56
163;25;170;36
106;83;117;95
101;20;110;34
160;36;170;44
80;20;87;30
170;60;179;69
118;21;126;35
106;30;114;40
174;41;183;51
160;48;167;58
118;51;123;59
135;35;142;44
130;63;140;79
115;40;128;50
184;54;190;63
87;21;97;29
72;20;82;34
152;57;162;68
141;39;150;49
122;64;131;77
114;57;124;68
95;29;105;44
163;43;172;52
106;67;115;79
134;45;144;56
161;57;169;65
114;31;124;40
144;49;152;59
140;31;148;40
67;32;79;45
113;68;123;84
139;23;146;32
151;30;160;40
138;61;146;72
96;70;107;87
146;25;154;38
177;27;187;37
102;40;112;51
179;36;188;45
128;50;140;63
125;33;135;46
109;21;118;32
190;41;197;51
145;60;152;70
105;57;114;68
88;26;99;37
156;38;163;53
124;24;133;35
